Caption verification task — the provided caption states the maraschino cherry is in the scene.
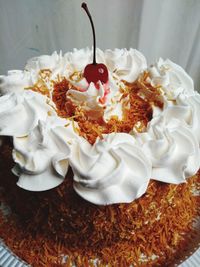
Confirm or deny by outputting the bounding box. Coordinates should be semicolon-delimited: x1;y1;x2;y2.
81;2;108;85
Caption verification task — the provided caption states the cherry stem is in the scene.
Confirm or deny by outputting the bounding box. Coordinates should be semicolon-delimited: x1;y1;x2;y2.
81;2;96;65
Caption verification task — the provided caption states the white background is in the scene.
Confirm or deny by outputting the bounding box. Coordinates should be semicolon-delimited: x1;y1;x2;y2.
0;0;200;90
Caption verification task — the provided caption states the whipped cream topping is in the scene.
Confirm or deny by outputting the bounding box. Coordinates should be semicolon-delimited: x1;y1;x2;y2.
0;90;55;137
142;58;200;183
175;93;200;144
67;81;109;109
25;51;67;79
0;70;34;95
0;48;200;205
67;74;125;121
148;58;194;99
105;48;147;83
136;112;200;183
13;117;77;191
70;133;152;205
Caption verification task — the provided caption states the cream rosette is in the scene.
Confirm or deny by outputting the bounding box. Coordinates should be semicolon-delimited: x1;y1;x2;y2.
67;74;122;120
67;81;108;109
155;92;200;145
25;51;63;73
174;92;200;144
0;70;34;95
148;58;200;144
136;109;200;184
0;90;55;137
0;64;57;137
69;133;152;205
12;117;78;191
104;48;147;82
148;58;194;99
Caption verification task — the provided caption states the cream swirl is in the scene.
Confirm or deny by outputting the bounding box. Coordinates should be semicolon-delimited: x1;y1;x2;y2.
25;51;71;79
0;90;55;137
0;70;34;95
70;133;152;205
136;111;200;183
26;51;62;72
67;81;107;105
67;73;122;120
175;92;200;144
13;117;78;191
147;57;200;144
148;58;194;99
104;48;147;82
155;92;200;145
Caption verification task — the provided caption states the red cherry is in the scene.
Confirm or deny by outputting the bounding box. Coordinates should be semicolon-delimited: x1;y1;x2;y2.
83;63;108;84
81;3;108;85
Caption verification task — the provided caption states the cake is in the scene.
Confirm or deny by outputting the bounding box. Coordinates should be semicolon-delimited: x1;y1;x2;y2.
0;48;200;267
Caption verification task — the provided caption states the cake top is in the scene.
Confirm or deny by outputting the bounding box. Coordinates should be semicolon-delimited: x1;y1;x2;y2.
0;48;200;205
